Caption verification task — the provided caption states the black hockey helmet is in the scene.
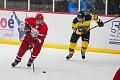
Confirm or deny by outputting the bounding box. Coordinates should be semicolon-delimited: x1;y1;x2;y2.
77;11;85;18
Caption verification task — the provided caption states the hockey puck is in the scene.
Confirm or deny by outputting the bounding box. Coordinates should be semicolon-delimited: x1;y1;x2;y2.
43;71;46;73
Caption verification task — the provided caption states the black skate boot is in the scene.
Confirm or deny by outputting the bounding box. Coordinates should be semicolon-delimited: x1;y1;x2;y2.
11;62;17;67
81;51;85;59
66;54;73;59
11;59;21;67
66;48;74;60
27;58;34;67
11;56;21;67
27;62;32;67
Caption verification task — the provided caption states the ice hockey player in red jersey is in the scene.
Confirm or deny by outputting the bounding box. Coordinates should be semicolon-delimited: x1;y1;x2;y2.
11;13;48;67
113;68;120;80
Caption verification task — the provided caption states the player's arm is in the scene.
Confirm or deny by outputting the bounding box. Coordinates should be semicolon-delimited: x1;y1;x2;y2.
25;17;36;36
72;18;79;32
25;22;32;36
91;14;104;27
38;26;48;41
72;18;79;28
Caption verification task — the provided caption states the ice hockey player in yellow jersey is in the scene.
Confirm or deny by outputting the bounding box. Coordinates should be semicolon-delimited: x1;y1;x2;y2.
66;11;104;60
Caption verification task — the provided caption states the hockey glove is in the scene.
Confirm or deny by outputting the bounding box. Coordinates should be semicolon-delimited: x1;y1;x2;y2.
78;26;87;34
33;38;42;47
98;21;104;27
72;28;76;33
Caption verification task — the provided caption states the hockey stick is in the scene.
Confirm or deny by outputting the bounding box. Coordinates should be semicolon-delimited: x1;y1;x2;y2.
27;35;35;72
90;16;120;30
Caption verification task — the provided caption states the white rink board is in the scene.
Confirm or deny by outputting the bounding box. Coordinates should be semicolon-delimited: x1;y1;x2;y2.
0;10;120;50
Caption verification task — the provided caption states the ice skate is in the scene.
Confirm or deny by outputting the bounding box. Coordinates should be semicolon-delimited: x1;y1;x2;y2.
66;54;73;60
11;56;21;67
11;62;17;67
81;51;85;59
27;62;32;67
27;58;33;67
11;59;20;67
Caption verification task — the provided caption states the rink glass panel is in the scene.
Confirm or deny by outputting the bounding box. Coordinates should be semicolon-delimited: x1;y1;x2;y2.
0;0;4;8
6;0;28;10
1;0;120;15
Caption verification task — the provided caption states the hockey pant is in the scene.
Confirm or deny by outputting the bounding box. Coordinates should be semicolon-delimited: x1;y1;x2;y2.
69;32;90;54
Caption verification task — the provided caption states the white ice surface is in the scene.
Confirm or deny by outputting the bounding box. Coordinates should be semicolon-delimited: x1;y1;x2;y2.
0;44;120;80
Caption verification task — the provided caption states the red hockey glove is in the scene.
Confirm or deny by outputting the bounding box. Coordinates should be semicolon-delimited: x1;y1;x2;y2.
98;21;104;27
27;38;42;49
33;38;42;47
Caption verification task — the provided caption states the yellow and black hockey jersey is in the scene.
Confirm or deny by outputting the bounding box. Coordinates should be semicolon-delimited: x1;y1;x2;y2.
72;13;101;35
